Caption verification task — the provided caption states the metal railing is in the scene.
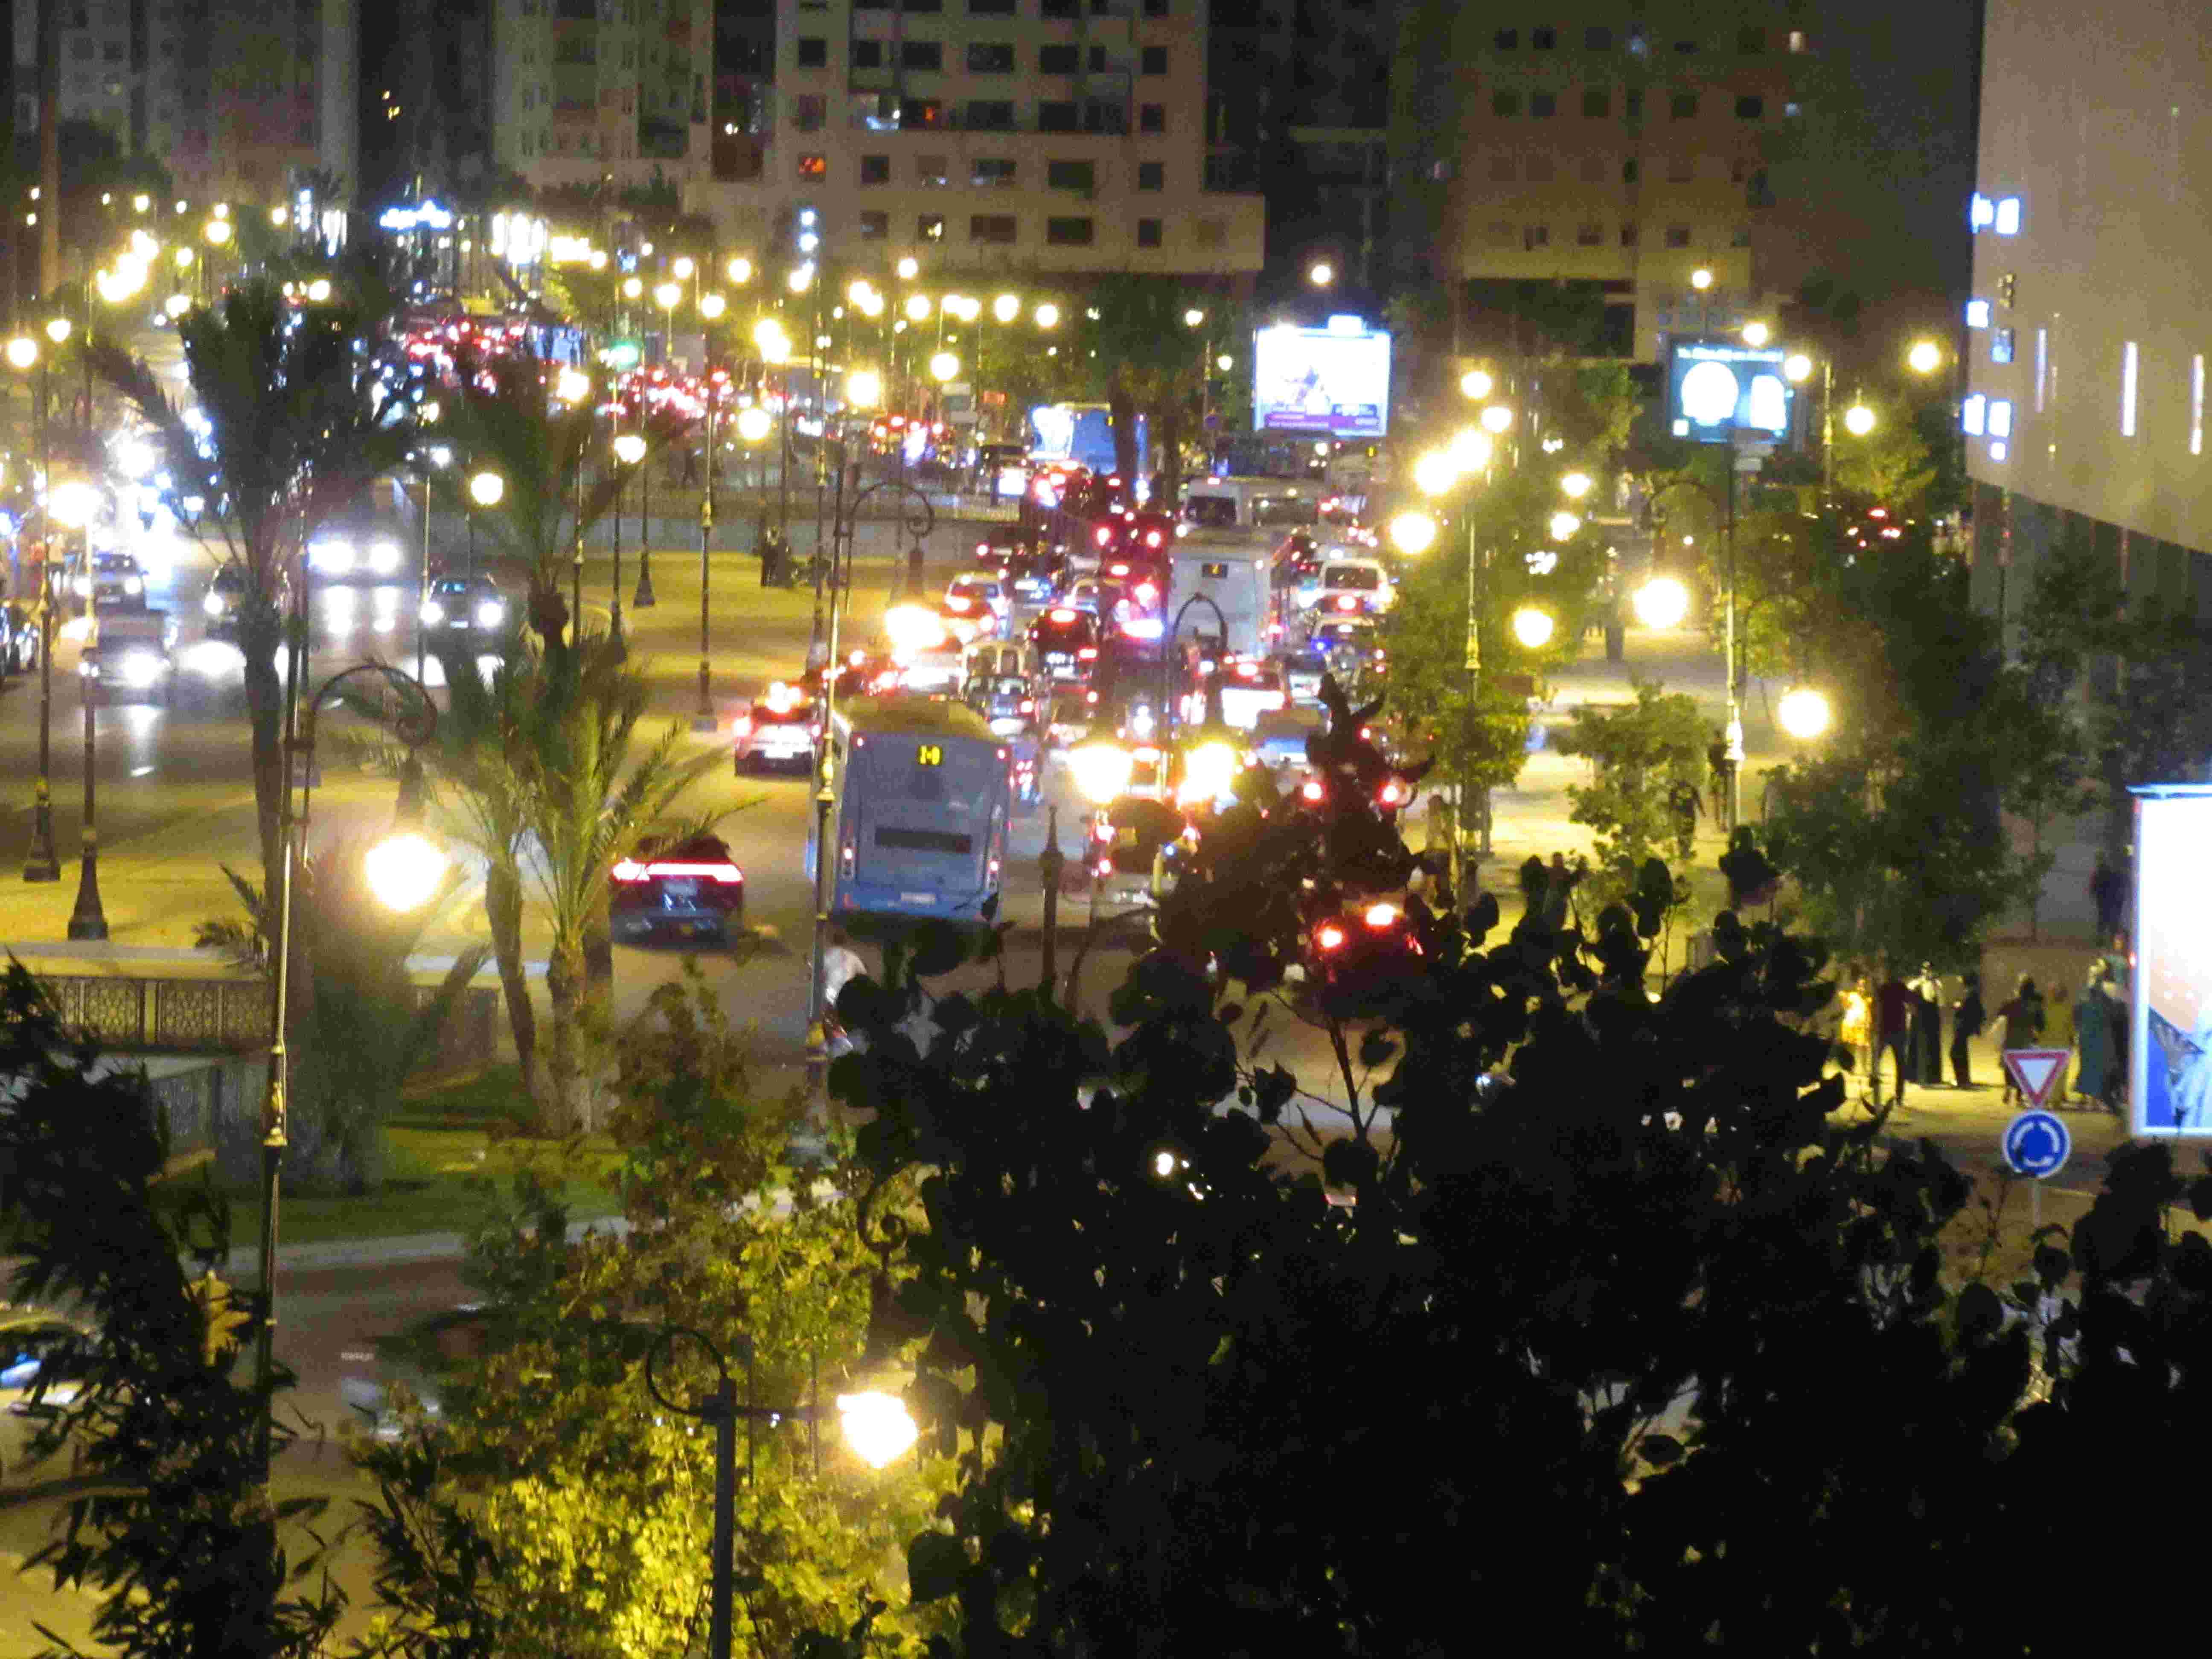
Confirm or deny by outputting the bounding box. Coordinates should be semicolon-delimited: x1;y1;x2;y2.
30;972;499;1066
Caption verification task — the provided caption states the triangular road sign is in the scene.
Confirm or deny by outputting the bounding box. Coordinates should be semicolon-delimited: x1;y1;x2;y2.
2003;1048;2071;1110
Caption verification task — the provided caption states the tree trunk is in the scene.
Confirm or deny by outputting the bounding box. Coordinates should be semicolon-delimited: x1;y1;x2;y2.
484;859;538;1097
1156;406;1185;505
239;597;288;898
543;943;582;1138
1108;385;1138;483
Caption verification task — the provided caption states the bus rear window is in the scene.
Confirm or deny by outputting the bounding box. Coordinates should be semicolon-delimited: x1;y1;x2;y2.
1184;497;1237;528
1253;498;1318;527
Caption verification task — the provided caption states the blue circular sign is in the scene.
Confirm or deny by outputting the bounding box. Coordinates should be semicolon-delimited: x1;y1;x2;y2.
2002;1110;2071;1179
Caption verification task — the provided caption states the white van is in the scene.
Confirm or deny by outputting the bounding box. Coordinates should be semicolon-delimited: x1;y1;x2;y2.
1180;477;1323;532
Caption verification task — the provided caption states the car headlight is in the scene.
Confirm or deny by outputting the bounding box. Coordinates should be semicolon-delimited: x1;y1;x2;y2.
312;540;353;574
368;540;402;575
419;601;445;624
474;600;506;628
121;652;165;688
123;576;143;595
203;591;226;617
72;576;91;596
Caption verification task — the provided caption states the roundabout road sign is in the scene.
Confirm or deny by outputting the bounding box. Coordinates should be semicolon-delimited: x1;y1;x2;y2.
2002;1109;2071;1180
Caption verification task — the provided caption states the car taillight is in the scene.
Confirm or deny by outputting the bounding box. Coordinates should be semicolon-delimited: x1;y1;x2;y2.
1019;698;1034;712
1377;779;1409;809
732;714;753;736
1316;923;1347;951
1109;562;1129;576
613;860;650;882
1144;531;1161;547
644;862;744;883
1299;778;1325;804
1094;527;1112;546
1077;646;1098;659
1049;607;1077;623
1335;595;1358;611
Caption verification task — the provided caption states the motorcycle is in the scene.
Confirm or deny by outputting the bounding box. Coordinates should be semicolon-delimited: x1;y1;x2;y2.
1013;754;1042;806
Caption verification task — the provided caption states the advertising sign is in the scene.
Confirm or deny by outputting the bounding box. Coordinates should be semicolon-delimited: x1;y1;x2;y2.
1667;339;1791;443
2131;786;2212;1134
1252;319;1392;439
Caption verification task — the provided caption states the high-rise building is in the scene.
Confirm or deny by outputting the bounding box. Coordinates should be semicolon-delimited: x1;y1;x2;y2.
690;0;1261;280
1386;2;1977;364
14;0;359;208
1965;0;2212;626
489;0;715;195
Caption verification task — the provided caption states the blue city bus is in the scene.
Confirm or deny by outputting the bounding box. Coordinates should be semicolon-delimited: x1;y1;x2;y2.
814;697;1011;926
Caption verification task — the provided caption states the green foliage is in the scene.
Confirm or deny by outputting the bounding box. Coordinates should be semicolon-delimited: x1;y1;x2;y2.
1554;675;1710;876
351;967;951;1659
0;965;341;1659
827;686;2212;1655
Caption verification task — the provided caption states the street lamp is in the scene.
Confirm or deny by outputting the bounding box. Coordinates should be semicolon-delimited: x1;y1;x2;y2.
256;660;442;1478
1777;686;1832;742
1511;605;1555;649
1843;402;1877;437
1548;511;1582;541
928;350;959;384
993;292;1020;324
1412;449;1458;498
467;469;503;576
1460;368;1493;401
896;255;920;281
1448;426;1492;474
1906;339;1943;376
1560;471;1592;500
1033;302;1060;330
1388;510;1439;556
655;281;681;364
699;291;727;321
7;334;57;883
847;368;883;410
1480;404;1513;434
904;294;931;323
1632;574;1691;630
1741;321;1771;348
50;480;104;937
1307;260;1335;287
611;431;647;638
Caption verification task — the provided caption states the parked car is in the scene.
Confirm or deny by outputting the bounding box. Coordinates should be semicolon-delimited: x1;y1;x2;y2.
0;600;40;673
419;574;518;646
610;832;746;945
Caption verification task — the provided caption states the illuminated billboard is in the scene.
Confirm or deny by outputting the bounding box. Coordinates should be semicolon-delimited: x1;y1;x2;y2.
2131;786;2212;1133
1667;339;1792;443
1252;318;1391;439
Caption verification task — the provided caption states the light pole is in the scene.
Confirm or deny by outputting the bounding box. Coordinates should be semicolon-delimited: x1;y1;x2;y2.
256;657;443;1479
12;333;58;882
655;280;681;370
51;481;104;937
466;469;503;578
693;381;719;728
612;431;645;640
1691;265;1714;335
639;1325;918;1659
1645;471;1743;829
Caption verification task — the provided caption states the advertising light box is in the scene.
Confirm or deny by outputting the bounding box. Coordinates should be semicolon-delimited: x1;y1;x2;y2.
1252;319;1391;439
2131;786;2212;1134
1668;339;1791;443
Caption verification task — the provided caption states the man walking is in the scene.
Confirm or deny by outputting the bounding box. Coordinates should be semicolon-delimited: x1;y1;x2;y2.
2089;851;2128;942
1950;972;1986;1089
1874;969;1913;1106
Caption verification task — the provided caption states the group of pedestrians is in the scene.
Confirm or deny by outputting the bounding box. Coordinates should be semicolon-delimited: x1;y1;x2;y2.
1837;961;2127;1116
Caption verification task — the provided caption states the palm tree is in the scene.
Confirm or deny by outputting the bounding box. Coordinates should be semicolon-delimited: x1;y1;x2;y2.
433;348;683;654
92;272;419;892
514;635;728;1136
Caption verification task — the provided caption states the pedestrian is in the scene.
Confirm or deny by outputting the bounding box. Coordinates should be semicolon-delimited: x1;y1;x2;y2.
1423;791;1458;888
2089;850;2127;941
820;927;866;1023
2072;965;2118;1114
681;442;701;489
1950;971;1986;1089
1706;733;1729;824
1839;964;1871;1091
1542;852;1578;931
1874;969;1913;1106
757;518;775;587
1995;975;2044;1103
1909;962;1945;1084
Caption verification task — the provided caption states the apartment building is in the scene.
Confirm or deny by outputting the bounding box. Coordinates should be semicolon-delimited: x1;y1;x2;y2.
1965;0;2212;630
489;0;715;194
14;0;358;207
693;0;1261;279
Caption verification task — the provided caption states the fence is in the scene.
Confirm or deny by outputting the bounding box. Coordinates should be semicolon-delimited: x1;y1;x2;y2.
32;972;501;1070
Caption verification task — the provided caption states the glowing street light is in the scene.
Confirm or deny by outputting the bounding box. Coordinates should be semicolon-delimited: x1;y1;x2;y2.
787;263;814;294
1843;403;1877;437
836;1391;920;1469
726;256;753;285
1307;260;1335;287
1480;404;1513;434
846;369;883;408
556;367;592;404
5;337;35;370
1034;302;1061;329
1511;606;1555;649
1071;733;1134;804
1777;686;1833;741
613;433;647;466
896;255;920;280
623;276;643;299
698;292;727;320
1742;321;1770;347
1632;575;1691;630
735;405;772;444
1560;471;1592;500
44;317;70;345
1183;308;1205;328
1388;510;1439;556
672;255;695;280
929;350;960;382
203;218;231;247
1216;353;1233;371
1460;368;1493;401
992;292;1020;323
904;293;931;322
1690;267;1714;291
1448;427;1493;474
1548;510;1582;541
469;471;505;508
1906;339;1943;375
1412;450;1459;498
1784;353;1814;384
165;294;189;318
271;205;288;227
654;280;681;311
363;831;448;913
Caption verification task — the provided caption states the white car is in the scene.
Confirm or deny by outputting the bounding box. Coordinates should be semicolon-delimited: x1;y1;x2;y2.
945;574;1010;625
1218;658;1289;731
306;534;406;581
733;686;817;772
1298;557;1393;615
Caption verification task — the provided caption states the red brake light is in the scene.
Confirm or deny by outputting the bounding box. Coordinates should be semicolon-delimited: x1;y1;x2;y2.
645;861;743;884
1144;531;1161;547
1377;779;1409;808
1235;661;1258;678
1299;778;1325;803
1018;698;1034;712
1049;606;1077;623
613;859;649;882
732;714;753;736
1317;923;1347;951
1094;527;1112;546
1335;595;1358;612
1109;562;1129;576
1077;646;1099;660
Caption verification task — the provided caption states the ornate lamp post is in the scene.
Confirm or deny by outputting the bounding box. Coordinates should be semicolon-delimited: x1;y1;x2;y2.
12;333;59;882
612;431;646;640
50;480;105;937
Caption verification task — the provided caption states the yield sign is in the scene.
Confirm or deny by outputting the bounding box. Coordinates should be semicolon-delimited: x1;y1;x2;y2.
2002;1048;2071;1111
